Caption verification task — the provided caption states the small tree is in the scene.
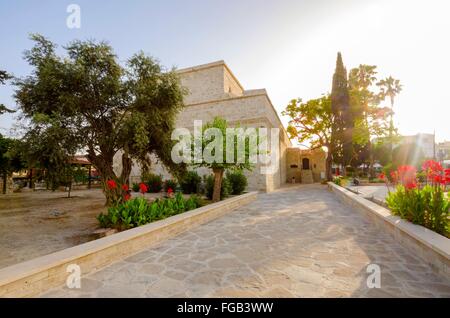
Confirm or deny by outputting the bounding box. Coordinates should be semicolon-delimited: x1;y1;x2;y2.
283;95;334;180
194;117;256;202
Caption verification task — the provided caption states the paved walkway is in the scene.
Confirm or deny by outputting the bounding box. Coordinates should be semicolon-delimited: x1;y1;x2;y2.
42;185;450;298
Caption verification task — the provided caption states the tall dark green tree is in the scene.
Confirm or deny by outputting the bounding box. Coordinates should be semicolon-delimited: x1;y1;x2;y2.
15;34;186;206
331;52;353;173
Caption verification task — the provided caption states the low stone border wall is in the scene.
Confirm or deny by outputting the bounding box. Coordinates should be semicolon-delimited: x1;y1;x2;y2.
328;182;449;278
0;192;257;297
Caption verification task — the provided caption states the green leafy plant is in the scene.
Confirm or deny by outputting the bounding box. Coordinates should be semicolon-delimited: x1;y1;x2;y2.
333;176;343;186
226;170;248;195
97;192;203;230
386;185;449;237
143;173;162;193
205;175;231;200
163;179;178;192
132;183;140;192
180;171;201;194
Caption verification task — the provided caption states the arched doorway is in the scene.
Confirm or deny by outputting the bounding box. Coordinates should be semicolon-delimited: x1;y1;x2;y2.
302;158;310;170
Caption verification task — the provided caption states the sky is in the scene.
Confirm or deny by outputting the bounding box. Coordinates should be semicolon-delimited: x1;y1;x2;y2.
0;0;449;141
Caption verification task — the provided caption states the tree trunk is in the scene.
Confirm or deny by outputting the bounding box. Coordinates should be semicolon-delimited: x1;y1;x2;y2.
28;168;33;189
2;171;6;194
326;153;333;181
212;168;224;202
368;140;375;180
120;152;132;186
67;181;72;198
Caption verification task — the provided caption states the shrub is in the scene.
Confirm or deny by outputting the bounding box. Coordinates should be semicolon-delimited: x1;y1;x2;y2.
226;170;248;195
205;175;231;200
180;171;201;194
131;183;140;192
384;161;450;237
333;176;343;186
386;185;449;237
163;179;178;192
97;192;203;230
142;173;162;193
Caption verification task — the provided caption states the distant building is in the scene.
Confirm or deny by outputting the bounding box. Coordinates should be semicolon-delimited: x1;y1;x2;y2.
437;141;450;160
400;133;435;158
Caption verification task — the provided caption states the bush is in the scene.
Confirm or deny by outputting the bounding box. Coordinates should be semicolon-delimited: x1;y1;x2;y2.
386;185;449;237
205;174;231;200
97;192;203;230
226;170;248;195
131;183;140;192
333;176;343;186
142;173;162;193
163;179;178;192
180;171;201;194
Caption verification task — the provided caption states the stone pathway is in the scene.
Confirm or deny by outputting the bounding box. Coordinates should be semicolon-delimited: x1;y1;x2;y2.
41;185;450;298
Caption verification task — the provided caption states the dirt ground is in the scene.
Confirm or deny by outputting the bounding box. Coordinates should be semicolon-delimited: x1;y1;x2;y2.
0;188;211;269
0;189;108;269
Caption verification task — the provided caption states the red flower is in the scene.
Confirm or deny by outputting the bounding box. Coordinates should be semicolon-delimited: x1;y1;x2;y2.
405;181;417;190
422;160;443;177
167;187;173;194
107;179;117;190
378;173;385;180
122;184;129;191
434;175;443;184
139;183;148;194
397;165;417;189
445;169;450;176
124;193;131;201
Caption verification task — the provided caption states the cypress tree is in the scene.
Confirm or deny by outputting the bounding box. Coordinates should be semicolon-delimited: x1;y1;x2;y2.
331;52;353;173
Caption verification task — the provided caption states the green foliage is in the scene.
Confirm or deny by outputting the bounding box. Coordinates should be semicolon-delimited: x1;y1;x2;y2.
142;173;162;193
205;175;231;200
282;95;334;180
97;192;203;230
331;52;352;167
0;135;27;193
226;170;248;195
195;117;257;172
14;34;186;205
163;179;178;192
0;70;14;115
386;185;449;237
180;171;201;194
283;95;332;150
132;183;140;192
194;117;257;201
333;176;343;186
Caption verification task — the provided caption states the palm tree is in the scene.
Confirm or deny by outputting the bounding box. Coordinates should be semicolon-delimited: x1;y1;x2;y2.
377;76;402;162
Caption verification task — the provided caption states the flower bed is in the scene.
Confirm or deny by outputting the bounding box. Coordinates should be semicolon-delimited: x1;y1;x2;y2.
97;192;203;231
379;160;450;238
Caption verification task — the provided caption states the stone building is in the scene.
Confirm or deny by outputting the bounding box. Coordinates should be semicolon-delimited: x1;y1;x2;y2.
120;60;326;191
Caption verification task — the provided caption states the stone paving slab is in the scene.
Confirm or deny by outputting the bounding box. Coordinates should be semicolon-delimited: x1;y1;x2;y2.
41;185;450;298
